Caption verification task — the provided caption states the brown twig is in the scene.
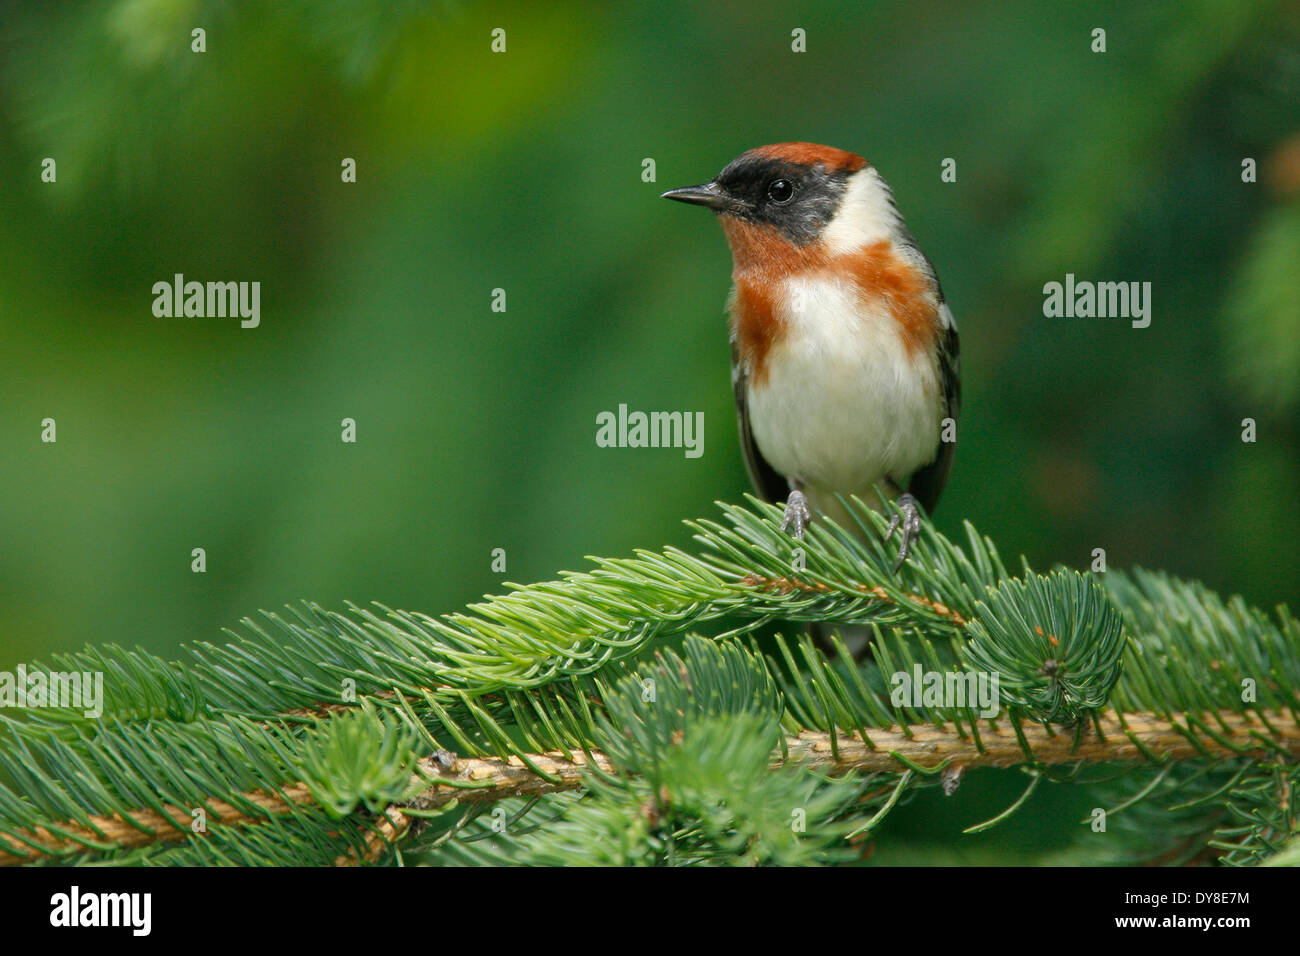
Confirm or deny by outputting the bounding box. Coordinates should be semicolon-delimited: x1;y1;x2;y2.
739;572;968;626
4;708;1297;866
334;807;411;867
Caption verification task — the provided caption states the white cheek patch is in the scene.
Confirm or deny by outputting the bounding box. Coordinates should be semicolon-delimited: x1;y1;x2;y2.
820;167;901;257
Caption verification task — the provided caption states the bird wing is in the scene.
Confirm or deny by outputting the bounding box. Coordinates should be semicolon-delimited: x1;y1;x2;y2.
906;301;960;513
731;339;790;503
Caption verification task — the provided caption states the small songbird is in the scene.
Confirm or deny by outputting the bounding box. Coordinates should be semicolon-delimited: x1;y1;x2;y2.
663;143;959;569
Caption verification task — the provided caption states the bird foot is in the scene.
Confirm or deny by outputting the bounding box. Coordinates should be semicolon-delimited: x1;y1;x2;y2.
883;493;922;572
779;490;812;538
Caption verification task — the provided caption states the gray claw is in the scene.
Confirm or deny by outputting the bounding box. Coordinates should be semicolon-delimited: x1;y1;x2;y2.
780;490;812;539
884;493;922;572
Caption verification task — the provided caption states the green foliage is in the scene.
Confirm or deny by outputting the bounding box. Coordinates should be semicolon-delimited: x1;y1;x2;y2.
1210;762;1300;865
420;640;871;866
0;498;1296;867
295;703;425;817
1105;567;1300;717
962;572;1125;723
14;644;206;731
595;636;784;775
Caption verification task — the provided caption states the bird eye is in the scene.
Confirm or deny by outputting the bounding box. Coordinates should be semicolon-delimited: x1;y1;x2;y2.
767;179;794;204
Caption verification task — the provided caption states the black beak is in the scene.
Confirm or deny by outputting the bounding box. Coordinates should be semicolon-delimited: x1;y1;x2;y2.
661;181;733;211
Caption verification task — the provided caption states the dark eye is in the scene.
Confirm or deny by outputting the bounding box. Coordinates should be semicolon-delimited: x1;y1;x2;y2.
767;179;794;204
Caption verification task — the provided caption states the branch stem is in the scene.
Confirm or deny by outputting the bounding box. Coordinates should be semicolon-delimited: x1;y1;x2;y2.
4;708;1296;866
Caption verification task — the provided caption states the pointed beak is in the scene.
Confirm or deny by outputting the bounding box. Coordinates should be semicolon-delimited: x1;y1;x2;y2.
661;181;733;211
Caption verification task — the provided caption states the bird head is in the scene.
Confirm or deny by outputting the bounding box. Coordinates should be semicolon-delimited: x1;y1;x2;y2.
662;143;900;269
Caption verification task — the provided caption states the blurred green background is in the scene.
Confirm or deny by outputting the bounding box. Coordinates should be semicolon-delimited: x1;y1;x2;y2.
1;0;1298;862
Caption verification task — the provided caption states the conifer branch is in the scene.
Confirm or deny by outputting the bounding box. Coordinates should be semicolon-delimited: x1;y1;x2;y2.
0;782;317;865
738;573;969;626
335;808;411;867
5;707;1297;865
2;497;1297;866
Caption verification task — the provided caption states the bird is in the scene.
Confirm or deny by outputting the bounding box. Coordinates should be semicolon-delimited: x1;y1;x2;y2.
662;143;959;570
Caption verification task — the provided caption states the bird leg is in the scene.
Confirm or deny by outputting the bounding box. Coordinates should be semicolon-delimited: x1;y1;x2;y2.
883;493;922;572
779;489;812;538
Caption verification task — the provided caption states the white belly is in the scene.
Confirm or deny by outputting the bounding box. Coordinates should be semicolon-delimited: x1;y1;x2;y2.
743;275;942;516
